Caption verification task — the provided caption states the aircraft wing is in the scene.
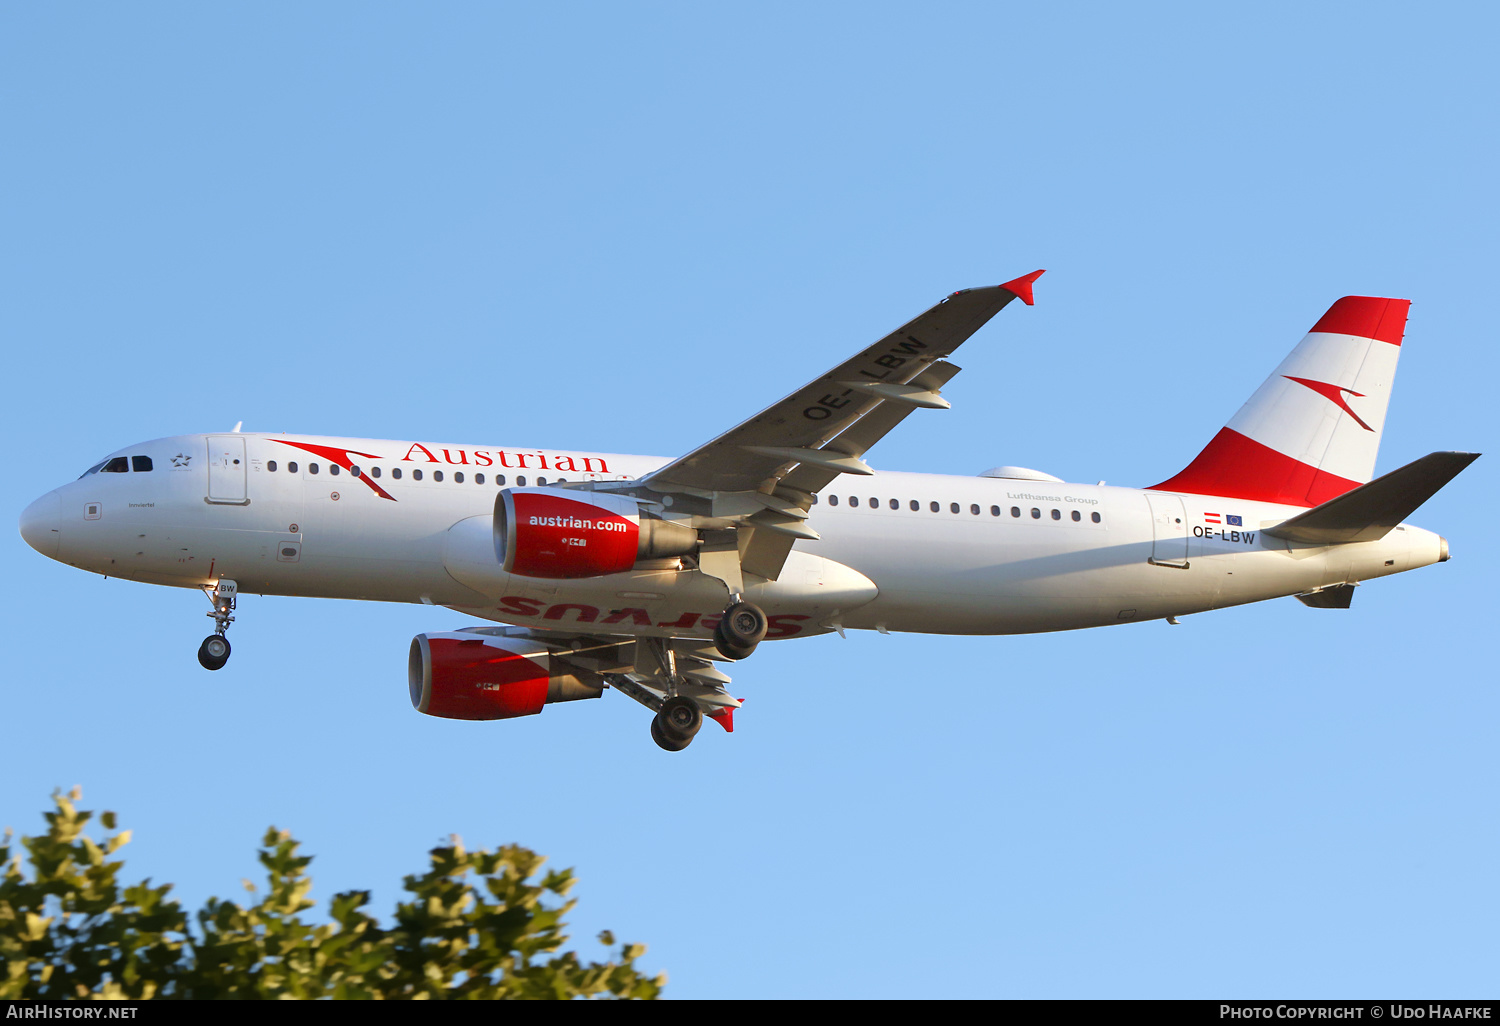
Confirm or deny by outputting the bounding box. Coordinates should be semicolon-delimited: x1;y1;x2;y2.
630;272;1042;582
645;272;1043;496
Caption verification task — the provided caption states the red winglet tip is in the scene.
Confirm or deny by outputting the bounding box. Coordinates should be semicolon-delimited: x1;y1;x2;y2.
1000;269;1045;306
709;704;738;733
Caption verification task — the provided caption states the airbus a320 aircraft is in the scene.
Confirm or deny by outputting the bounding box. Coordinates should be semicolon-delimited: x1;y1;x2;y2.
19;272;1478;750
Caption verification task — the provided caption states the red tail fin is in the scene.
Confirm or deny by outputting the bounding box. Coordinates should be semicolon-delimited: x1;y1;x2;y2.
1150;296;1409;506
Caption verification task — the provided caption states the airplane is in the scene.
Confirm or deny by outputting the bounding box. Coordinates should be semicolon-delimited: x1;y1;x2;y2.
18;272;1478;751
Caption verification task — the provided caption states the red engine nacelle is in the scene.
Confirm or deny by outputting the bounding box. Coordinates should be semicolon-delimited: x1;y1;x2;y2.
494;488;697;580
408;631;604;721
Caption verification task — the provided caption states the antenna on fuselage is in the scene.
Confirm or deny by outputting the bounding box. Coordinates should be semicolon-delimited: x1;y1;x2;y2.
231;421;243;433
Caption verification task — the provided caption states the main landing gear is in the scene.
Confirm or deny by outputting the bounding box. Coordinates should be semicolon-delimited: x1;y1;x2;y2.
650;695;703;752
713;600;768;660
618;602;766;752
198;579;237;671
644;600;765;751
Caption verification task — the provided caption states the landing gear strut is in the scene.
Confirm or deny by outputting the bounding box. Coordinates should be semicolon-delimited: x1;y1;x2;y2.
198;579;237;671
714;600;768;660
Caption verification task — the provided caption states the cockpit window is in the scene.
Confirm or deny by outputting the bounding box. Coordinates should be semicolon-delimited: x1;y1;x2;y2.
80;454;157;478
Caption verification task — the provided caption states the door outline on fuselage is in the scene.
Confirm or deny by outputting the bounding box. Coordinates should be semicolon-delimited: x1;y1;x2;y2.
1145;491;1189;569
206;435;250;505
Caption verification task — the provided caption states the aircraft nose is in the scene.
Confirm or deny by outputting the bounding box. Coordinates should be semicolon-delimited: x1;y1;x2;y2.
20;491;61;559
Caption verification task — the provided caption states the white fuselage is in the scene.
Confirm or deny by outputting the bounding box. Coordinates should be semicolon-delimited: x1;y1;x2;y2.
21;433;1447;644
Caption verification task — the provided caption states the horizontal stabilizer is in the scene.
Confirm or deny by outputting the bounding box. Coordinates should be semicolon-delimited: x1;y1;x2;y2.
1264;451;1480;545
1296;584;1356;608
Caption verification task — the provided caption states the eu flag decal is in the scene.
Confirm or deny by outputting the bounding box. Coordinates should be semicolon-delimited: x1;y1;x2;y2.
1226;514;1243;527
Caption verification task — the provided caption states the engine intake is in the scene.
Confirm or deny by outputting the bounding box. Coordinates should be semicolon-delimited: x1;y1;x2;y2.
494;488;697;579
409;631;604;721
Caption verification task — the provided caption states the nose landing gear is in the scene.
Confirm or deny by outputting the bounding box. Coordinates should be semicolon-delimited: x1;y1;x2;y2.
198;579;237;670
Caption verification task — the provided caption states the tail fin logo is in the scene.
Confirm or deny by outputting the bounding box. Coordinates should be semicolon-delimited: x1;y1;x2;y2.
1283;376;1375;432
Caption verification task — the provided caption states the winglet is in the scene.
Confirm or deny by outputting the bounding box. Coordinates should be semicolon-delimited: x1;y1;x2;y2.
709;703;739;733
999;269;1045;306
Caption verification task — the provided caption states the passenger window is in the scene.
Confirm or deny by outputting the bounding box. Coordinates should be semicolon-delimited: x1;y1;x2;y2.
889;498;898;510
516;475;527;486
970;504;980;515
433;471;443;482
848;496;857;506
1031;508;1041;519
102;457;129;473
371;467;381;478
475;473;485;485
909;500;919;511
930;501;939;513
391;467;402;480
990;505;1000;516
1011;506;1021;518
455;472;465;483
829;495;839;506
1071;510;1081;521
413;469;423;481
1051;509;1061;520
811;494;819;505
1092;512;1102;523
868;497;878;509
950;503;959;514
329;464;340;476
267;460;278;472
537;476;547;485
132;456;153;472
350;465;361;477
496;475;506;486
288;461;298;474
309;463;320;475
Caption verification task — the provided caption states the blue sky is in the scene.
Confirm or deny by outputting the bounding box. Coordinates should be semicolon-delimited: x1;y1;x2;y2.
3;3;1495;998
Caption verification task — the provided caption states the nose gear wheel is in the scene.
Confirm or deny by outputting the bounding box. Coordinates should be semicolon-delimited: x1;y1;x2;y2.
198;634;231;671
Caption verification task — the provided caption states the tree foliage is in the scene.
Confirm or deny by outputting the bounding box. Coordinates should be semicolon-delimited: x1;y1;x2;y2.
0;790;663;999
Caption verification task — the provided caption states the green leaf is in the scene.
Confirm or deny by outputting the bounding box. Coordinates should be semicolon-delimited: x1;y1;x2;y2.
0;789;662;1000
